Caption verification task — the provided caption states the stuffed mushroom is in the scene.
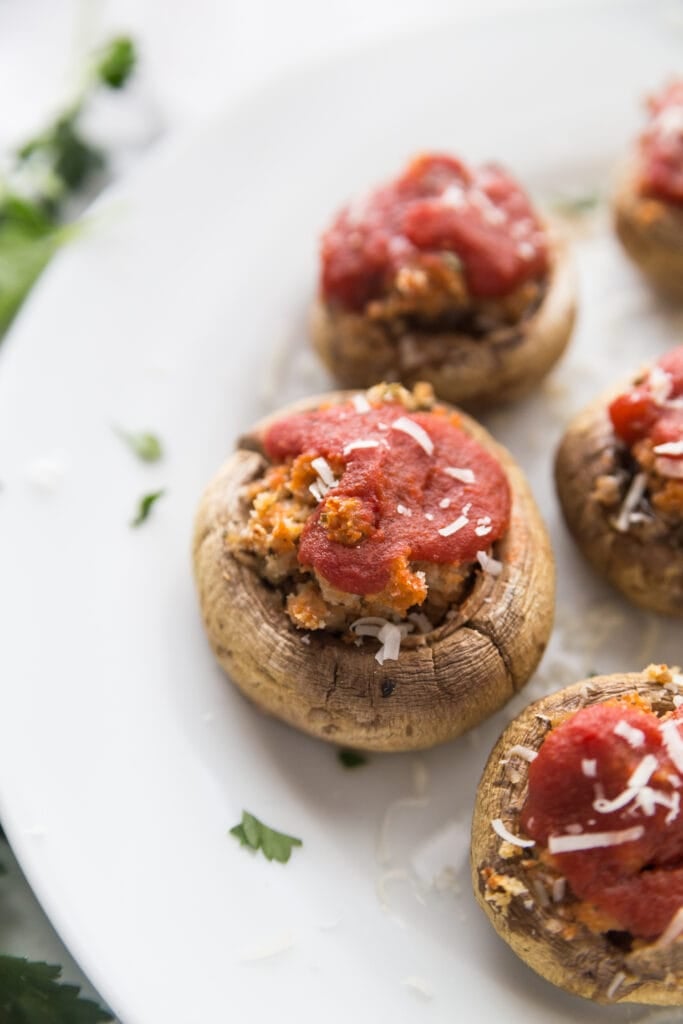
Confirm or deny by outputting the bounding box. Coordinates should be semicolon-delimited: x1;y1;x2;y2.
555;346;683;617
471;664;683;1006
312;153;576;409
613;80;683;297
193;383;554;751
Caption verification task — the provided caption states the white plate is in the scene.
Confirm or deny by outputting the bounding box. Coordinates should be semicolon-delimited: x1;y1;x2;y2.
1;4;682;1022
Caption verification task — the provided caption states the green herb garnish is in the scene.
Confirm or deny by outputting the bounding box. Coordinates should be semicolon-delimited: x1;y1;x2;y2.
230;811;302;863
0;957;112;1023
0;36;138;338
338;748;368;769
115;428;163;463
131;489;165;527
95;36;137;89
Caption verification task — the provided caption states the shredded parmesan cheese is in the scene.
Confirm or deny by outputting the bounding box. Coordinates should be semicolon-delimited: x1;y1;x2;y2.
491;819;535;848
653;440;683;456
391;416;434;455
439;515;469;537
343;439;380;454
506;745;537;763
352;393;371;413
476;550;503;576
606;971;626;1000
548;826;644;853
614;473;647;532
613;720;645;748
396;504;412;516
311;457;336;488
444;466;476;484
661;719;683;773
582;759;597;778
350;616;413;664
649;905;683;950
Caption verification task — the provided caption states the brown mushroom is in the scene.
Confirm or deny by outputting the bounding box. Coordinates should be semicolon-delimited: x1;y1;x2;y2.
192;386;555;751
471;667;683;1006
613;162;683;299
312;233;576;411
555;357;683;618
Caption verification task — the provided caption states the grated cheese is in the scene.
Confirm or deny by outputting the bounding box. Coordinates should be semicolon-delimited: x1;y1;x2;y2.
352;393;371;413
614;473;647;532
613;719;645;748
582;759;597;778
506;745;537;762
391;416;434;455
311;456;336;488
548;826;644;853
648;365;673;404
396;504;412;516
444;466;476;484
649;905;683;950
439;515;469;537
439;498;451;509
606;971;626;1001
661;719;683;773
350;616;413;664
408;611;433;634
491;818;535;848
476;550;503;576
593;754;658;813
343;439;380;454
653;440;683;456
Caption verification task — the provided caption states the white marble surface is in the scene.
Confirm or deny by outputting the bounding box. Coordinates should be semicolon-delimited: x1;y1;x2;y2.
0;0;658;1017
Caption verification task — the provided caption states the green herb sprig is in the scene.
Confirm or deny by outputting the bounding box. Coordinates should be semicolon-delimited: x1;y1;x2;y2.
0;957;113;1023
230;811;302;863
0;36;137;338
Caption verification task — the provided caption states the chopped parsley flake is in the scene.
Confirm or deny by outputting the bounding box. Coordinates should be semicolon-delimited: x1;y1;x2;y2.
230;811;302;863
116;428;163;462
131;489;165;527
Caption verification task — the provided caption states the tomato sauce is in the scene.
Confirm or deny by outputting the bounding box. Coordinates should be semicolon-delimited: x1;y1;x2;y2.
320;153;548;311
608;347;683;453
640;80;683;205
264;400;511;595
521;700;683;940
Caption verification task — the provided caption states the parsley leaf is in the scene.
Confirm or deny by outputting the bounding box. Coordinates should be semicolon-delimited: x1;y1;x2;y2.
0;957;112;1023
130;489;165;527
95;37;137;90
230;811;302;863
18;117;105;199
338;748;368;768
115;428;163;463
0;214;72;335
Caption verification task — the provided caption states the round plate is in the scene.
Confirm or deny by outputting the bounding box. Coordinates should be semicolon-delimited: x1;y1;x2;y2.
0;4;681;1021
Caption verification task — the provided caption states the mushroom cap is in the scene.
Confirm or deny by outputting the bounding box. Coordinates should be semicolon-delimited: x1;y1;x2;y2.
555;395;683;618
192;392;555;751
613;162;683;299
311;234;576;411
471;670;683;1006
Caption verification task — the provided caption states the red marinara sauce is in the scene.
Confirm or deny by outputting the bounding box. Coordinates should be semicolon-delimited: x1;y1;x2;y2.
521;700;683;940
608;347;683;455
263;400;511;595
320;153;549;311
640;80;683;206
